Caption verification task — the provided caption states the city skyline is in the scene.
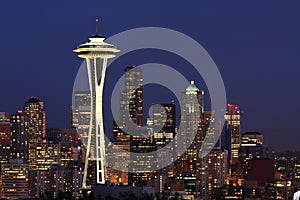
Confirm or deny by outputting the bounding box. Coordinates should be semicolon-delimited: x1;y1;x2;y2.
1;1;300;151
0;77;295;153
2;1;300;199
0;24;297;198
0;67;296;199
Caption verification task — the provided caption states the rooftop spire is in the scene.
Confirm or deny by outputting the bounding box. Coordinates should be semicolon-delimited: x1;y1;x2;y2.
186;80;200;92
95;18;99;35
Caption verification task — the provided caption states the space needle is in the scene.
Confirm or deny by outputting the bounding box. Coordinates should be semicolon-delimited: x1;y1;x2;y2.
74;19;120;188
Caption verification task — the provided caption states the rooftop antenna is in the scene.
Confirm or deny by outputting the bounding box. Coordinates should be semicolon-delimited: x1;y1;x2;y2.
95;18;99;35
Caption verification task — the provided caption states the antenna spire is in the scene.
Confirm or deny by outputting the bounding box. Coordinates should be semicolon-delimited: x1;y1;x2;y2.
95;18;99;35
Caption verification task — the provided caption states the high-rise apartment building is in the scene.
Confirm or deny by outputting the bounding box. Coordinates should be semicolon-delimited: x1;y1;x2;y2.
28;137;61;198
2;159;29;199
0;112;11;164
203;148;228;199
10;110;29;162
35;137;60;170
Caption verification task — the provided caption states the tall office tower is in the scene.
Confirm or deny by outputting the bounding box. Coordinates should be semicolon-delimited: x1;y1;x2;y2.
178;80;204;161
24;97;46;169
10;110;29;162
122;67;157;186
224;104;241;175
203;111;217;150
119;66;143;129
152;102;176;175
2;159;29;199
176;80;204;197
197;111;219;198
109;66;147;186
152;103;176;148
72;91;91;132
0;112;10;164
147;103;176;193
74;20;120;187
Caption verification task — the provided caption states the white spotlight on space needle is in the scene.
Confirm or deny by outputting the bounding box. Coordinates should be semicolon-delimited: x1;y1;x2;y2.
73;19;120;188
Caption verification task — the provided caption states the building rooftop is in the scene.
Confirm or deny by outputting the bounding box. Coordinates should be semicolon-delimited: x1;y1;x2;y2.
186;80;200;92
27;96;40;103
243;131;263;136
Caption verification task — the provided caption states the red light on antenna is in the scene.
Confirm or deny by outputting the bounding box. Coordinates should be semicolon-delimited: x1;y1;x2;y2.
96;18;99;22
235;106;239;110
227;103;233;107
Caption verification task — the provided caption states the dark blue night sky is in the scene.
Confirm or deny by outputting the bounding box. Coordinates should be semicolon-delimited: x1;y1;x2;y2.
1;1;299;150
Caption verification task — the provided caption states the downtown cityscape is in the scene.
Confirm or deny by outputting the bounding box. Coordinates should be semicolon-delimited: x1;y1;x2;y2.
1;1;300;200
0;26;300;200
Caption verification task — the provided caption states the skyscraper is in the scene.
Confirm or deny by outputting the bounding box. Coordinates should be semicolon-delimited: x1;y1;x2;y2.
116;66;156;186
152;103;176;148
24;97;46;169
203;111;217;151
73;20;120;187
72;91;91;134
119;66;143;129
179;80;204;158
224;104;241;175
143;103;177;192
176;80;204;197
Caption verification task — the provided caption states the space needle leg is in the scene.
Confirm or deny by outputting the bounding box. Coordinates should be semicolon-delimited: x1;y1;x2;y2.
95;58;108;184
82;58;94;188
